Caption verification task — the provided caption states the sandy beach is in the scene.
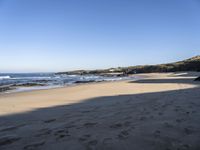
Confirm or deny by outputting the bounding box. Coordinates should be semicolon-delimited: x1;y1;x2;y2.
0;73;200;150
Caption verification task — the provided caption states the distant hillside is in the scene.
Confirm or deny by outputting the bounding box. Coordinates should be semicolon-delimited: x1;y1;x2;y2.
124;55;200;74
57;56;200;76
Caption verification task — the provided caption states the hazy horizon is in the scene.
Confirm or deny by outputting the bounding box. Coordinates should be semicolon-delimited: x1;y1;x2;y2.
0;0;200;73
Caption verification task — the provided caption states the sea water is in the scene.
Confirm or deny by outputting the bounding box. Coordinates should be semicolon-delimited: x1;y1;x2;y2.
0;73;133;93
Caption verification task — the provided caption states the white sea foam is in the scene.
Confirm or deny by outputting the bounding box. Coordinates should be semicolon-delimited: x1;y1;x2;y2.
0;76;11;80
0;73;137;94
9;77;52;80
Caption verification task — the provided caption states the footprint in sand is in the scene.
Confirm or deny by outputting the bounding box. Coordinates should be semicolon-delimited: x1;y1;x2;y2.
139;116;147;121
81;107;99;113
176;118;185;123
161;103;170;108
184;128;194;135
83;138;98;150
124;116;132;120
84;122;98;128
153;107;158;111
124;121;131;127
110;123;122;129
153;130;161;138
44;118;56;123
185;111;190;115
35;128;52;137
163;122;173;128
81;110;91;113
64;124;76;129
142;108;147;112
102;138;112;144
174;108;179;112
149;115;154;119
182;144;190;149
88;140;98;146
0;135;21;146
118;130;129;140
110;121;132;129
23;141;45;150
0;124;25;132
191;110;196;114
144;111;150;115
188;105;193;109
54;129;70;140
79;134;91;142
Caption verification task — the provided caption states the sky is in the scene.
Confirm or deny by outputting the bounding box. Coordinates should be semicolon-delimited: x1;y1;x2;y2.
0;0;200;73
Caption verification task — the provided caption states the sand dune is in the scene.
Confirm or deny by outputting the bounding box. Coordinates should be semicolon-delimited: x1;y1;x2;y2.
0;73;200;150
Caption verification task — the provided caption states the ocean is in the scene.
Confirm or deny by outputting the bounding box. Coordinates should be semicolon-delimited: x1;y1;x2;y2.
0;73;133;93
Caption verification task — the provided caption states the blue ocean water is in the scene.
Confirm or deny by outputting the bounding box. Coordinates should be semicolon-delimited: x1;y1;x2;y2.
0;73;133;93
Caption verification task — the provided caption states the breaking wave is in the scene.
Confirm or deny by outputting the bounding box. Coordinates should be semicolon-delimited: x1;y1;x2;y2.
0;76;11;80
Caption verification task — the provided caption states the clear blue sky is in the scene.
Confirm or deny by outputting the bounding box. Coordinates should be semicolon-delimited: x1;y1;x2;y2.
0;0;200;73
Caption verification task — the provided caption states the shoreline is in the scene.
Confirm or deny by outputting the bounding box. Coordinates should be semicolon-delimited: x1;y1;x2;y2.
0;79;128;96
1;72;198;95
0;75;137;95
0;72;198;97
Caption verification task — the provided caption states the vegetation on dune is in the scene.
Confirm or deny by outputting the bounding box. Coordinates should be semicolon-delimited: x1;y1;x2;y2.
125;55;200;74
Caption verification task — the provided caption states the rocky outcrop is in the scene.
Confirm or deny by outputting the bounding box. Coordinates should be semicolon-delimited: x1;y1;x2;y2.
0;85;13;92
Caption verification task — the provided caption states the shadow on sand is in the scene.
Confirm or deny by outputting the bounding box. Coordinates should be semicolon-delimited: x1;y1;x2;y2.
129;78;198;84
0;79;200;150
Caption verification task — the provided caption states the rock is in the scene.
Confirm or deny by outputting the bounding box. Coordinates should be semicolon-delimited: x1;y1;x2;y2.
14;83;45;87
0;85;13;92
74;80;96;84
194;76;200;81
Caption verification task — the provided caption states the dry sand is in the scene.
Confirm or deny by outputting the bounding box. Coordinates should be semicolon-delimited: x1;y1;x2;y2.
0;73;200;150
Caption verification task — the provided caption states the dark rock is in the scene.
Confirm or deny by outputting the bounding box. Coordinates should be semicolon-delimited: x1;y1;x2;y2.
32;80;50;83
74;80;96;84
0;85;13;92
194;76;200;81
14;83;45;87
